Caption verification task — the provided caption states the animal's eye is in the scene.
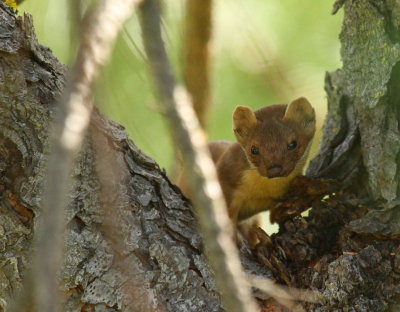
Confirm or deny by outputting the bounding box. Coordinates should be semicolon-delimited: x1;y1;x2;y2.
251;146;259;155
288;140;297;150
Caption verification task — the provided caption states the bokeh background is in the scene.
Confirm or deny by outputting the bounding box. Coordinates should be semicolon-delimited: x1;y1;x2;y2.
19;0;343;171
20;0;342;232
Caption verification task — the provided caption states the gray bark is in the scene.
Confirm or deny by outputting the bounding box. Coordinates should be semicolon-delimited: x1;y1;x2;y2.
139;1;259;312
2;0;400;312
278;0;400;311
252;0;400;310
249;1;400;309
309;0;400;203
0;5;230;311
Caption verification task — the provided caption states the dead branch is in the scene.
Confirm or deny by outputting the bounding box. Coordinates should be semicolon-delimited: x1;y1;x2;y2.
138;1;258;311
248;274;323;311
183;0;213;127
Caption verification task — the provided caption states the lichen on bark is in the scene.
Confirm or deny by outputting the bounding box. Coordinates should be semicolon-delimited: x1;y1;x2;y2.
296;0;400;310
0;5;228;312
0;6;65;309
309;0;400;204
3;0;400;311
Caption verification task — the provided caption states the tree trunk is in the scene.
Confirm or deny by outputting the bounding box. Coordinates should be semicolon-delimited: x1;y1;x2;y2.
0;4;273;311
262;0;400;311
2;1;400;312
0;5;234;311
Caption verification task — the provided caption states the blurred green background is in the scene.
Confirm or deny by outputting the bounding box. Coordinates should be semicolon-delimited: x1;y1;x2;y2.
19;0;342;174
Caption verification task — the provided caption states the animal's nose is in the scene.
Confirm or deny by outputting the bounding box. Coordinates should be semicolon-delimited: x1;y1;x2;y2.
267;165;283;177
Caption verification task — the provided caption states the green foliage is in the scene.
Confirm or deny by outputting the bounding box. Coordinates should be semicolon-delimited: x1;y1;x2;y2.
20;0;342;172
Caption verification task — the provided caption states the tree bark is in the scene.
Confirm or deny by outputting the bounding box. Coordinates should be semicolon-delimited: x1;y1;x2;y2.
265;0;400;311
0;5;232;311
0;3;274;312
3;1;400;312
309;0;400;201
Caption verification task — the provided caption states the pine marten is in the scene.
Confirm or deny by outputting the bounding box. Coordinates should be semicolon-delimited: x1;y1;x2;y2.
179;97;316;244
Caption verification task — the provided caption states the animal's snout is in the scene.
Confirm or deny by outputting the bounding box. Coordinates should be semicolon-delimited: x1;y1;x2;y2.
267;165;283;177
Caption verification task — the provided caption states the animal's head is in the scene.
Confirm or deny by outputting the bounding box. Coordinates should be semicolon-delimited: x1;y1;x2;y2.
233;97;316;178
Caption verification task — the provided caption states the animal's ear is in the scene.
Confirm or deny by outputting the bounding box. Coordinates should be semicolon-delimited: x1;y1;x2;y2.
233;106;258;139
283;97;316;137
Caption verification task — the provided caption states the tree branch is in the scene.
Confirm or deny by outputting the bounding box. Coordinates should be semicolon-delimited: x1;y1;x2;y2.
11;1;142;311
183;0;212;127
139;1;258;311
248;274;323;311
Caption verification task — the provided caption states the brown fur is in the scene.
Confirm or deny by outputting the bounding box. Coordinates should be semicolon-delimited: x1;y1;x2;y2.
178;97;316;245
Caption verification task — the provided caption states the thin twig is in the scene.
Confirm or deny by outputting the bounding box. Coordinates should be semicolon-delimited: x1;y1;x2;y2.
67;0;82;62
248;274;323;311
123;27;148;63
24;1;141;311
139;1;258;311
183;0;212;127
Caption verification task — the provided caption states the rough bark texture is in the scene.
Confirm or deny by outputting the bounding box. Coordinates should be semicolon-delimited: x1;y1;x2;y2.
0;5;230;311
3;1;400;312
139;1;259;312
257;0;400;311
0;6;65;308
308;0;400;202
0;4;275;312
